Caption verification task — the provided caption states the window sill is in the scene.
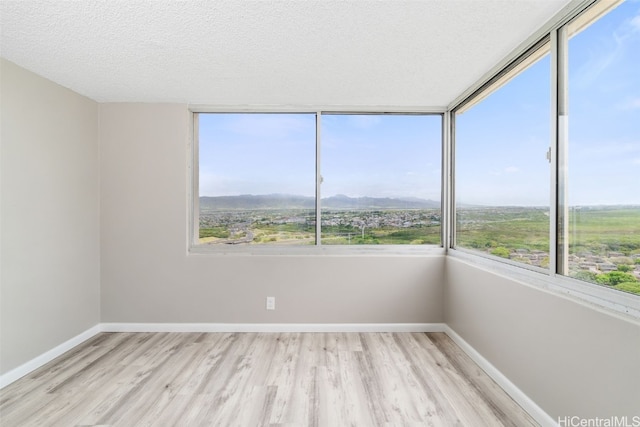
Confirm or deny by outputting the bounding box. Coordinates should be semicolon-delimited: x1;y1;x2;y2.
448;249;640;321
189;244;446;257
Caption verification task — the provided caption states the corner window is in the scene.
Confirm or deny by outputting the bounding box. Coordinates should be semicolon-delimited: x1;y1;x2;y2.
454;42;551;269
563;0;640;295
452;0;639;304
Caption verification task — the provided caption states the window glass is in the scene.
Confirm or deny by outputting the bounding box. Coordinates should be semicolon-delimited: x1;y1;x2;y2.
566;1;640;295
320;114;441;245
455;47;551;267
198;113;316;245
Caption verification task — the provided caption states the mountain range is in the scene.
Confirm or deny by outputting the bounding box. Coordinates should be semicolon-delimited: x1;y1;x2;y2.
200;194;440;210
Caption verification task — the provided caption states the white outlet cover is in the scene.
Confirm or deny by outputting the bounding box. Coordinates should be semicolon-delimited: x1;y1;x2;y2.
266;297;275;310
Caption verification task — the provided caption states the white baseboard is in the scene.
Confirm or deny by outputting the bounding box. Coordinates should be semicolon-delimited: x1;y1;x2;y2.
443;325;557;427
101;322;447;333
0;324;102;389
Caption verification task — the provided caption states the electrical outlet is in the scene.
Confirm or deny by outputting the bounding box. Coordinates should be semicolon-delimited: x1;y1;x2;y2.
266;296;275;310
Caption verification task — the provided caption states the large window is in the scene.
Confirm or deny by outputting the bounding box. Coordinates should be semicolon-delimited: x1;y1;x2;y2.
452;0;640;299
563;0;640;295
454;43;551;269
321;114;442;245
195;112;442;247
197;113;316;245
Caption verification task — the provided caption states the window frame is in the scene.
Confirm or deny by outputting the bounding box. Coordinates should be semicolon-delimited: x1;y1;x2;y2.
188;107;446;256
448;0;640;317
451;36;552;275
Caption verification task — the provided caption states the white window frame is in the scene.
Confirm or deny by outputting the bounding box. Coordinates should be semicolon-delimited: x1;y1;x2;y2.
188;107;446;256
447;0;640;318
451;35;552;276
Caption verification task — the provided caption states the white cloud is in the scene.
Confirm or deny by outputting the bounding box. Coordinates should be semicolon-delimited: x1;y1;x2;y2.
505;166;519;173
575;50;618;87
348;115;381;129
573;7;640;87
580;141;640;157
630;13;640;32
618;97;640;110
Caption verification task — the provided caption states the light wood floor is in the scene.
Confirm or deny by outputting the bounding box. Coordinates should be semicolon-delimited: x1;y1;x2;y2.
0;332;537;426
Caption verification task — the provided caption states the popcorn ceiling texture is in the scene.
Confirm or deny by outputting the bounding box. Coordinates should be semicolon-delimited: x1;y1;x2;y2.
0;0;569;106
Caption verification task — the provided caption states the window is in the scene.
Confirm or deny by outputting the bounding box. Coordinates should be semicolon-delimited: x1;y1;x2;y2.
452;0;640;302
197;113;316;245
195;112;442;247
454;42;551;269
563;0;640;295
321;114;442;245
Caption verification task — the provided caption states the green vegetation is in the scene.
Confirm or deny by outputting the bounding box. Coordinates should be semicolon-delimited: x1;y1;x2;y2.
321;224;440;245
572;270;598;284
199;227;230;239
595;271;638;286
568;207;640;255
571;269;640;295
384;228;440;245
457;207;640;257
490;247;510;258
456;207;550;252
457;206;640;296
614;282;640;294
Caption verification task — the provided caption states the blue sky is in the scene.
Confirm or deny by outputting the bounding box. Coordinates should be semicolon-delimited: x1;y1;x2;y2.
199;113;441;200
457;0;639;206
199;113;316;197
567;0;640;206
200;0;638;206
455;52;551;206
321;114;441;200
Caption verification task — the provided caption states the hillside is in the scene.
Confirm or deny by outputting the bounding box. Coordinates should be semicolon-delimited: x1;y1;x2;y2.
200;194;440;210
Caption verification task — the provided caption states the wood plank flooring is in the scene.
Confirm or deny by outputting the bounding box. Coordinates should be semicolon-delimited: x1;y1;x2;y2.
0;332;537;426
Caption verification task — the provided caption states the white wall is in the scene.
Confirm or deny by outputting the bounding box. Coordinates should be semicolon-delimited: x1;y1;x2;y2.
444;256;640;420
99;103;444;324
0;59;100;374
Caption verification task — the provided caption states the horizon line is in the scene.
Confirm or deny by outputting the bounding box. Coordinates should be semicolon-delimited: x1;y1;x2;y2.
199;194;639;208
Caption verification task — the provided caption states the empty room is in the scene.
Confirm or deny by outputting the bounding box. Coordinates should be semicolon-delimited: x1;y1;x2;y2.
1;0;639;426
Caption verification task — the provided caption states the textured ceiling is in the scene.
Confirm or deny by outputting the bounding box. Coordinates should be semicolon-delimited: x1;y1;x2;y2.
0;0;570;107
